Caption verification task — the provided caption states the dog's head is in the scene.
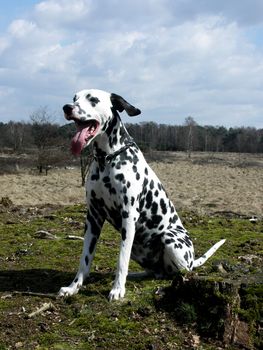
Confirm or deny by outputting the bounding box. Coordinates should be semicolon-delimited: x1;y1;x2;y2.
63;89;141;155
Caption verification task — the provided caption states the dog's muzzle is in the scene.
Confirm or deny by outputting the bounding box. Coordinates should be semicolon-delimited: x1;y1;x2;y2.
63;104;100;155
63;104;75;120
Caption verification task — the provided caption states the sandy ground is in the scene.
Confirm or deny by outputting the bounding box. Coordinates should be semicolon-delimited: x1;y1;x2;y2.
0;152;262;217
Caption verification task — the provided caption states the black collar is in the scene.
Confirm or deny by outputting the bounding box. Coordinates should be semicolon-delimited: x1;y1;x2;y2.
93;140;136;165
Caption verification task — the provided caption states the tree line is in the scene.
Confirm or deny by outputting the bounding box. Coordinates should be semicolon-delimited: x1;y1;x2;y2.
126;117;263;154
0;110;262;159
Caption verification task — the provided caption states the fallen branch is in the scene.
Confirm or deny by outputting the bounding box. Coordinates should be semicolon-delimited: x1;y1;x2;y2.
27;302;55;319
13;291;57;299
66;235;84;241
34;230;58;240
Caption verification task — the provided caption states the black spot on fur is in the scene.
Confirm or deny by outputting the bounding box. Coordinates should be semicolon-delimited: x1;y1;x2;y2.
132;165;137;173
115;173;125;182
139;197;145;210
124;195;128;205
166;232;175;238
133;154;139;164
86;210;102;237
86;94;100;107
101;119;109;132
165;238;175;244
122;211;129;219
103;176;110;183
89;237;97;254
85;256;89;266
121;228;127;240
145;191;153;209
143;179;149;190
146;215;162;229
160;198;167;214
105;183;117;195
106;114;118;138
184;234;192;248
115;162;121;170
151;202;158;215
91;173;100;181
169;215;177;224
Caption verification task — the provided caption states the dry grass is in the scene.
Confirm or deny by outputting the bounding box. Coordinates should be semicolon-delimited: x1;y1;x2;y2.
0;151;262;217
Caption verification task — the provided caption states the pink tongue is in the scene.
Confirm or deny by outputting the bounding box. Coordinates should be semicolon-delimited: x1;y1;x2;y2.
71;127;89;155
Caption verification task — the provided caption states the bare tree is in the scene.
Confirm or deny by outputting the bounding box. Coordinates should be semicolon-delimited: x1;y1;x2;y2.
30;107;59;174
184;116;198;158
5;121;28;152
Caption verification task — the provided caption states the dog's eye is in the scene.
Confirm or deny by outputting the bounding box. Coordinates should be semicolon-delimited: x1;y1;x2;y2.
73;95;78;103
86;94;100;107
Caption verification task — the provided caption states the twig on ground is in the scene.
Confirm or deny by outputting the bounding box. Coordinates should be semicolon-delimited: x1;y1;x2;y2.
13;291;57;299
27;302;55;319
66;235;84;241
34;230;58;240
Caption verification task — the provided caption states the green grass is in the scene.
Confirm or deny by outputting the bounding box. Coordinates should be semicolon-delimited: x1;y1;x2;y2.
0;204;262;349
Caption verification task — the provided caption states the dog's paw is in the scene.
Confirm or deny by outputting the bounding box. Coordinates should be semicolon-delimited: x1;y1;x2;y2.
58;286;79;297
108;286;125;301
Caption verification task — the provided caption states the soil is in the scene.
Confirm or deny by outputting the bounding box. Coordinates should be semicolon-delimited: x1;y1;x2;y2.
0;151;262;217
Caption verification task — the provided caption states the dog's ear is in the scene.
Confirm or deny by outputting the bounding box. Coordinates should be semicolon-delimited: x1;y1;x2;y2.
110;93;141;116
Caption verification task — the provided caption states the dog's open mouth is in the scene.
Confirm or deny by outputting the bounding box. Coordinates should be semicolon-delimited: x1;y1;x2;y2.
71;120;100;155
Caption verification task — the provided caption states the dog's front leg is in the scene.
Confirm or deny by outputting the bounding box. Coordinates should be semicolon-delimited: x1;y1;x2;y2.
109;220;136;301
58;211;103;297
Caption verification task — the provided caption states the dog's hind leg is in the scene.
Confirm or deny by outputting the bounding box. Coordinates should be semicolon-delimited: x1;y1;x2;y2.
58;211;104;297
160;230;195;274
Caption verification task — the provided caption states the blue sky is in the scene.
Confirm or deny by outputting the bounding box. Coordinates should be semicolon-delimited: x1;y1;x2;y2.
0;0;263;127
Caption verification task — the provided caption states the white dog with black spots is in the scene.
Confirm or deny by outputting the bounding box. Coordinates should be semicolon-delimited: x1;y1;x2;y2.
59;89;225;301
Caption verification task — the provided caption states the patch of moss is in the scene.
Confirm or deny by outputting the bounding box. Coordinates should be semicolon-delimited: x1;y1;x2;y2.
0;205;262;349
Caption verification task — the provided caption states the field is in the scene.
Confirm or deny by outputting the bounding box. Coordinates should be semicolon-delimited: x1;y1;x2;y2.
0;151;262;349
0;151;262;217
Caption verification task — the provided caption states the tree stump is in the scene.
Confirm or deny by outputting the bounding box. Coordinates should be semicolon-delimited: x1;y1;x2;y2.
155;273;262;349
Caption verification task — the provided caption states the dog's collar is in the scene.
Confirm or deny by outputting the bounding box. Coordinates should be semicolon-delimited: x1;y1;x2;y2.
80;139;136;185
93;140;136;165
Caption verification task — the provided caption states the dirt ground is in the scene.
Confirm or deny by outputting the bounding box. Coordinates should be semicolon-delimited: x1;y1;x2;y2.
0;151;262;217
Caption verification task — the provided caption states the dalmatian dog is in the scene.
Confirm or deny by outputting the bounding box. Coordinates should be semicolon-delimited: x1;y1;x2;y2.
59;89;225;301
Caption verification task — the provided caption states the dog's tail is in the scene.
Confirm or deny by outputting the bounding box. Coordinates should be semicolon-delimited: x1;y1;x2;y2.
193;239;226;268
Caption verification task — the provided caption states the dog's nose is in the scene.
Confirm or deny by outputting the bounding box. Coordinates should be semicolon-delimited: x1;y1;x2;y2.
63;104;74;116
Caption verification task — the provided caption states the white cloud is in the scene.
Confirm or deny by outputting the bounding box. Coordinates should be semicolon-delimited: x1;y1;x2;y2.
8;19;36;38
35;0;92;26
0;0;263;127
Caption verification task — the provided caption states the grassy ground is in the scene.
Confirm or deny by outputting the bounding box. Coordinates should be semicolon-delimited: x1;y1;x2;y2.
0;203;262;349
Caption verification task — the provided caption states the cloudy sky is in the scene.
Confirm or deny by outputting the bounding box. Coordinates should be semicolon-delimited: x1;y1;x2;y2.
0;0;263;127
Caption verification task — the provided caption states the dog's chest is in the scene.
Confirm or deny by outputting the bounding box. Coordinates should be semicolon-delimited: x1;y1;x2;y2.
87;159;144;211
